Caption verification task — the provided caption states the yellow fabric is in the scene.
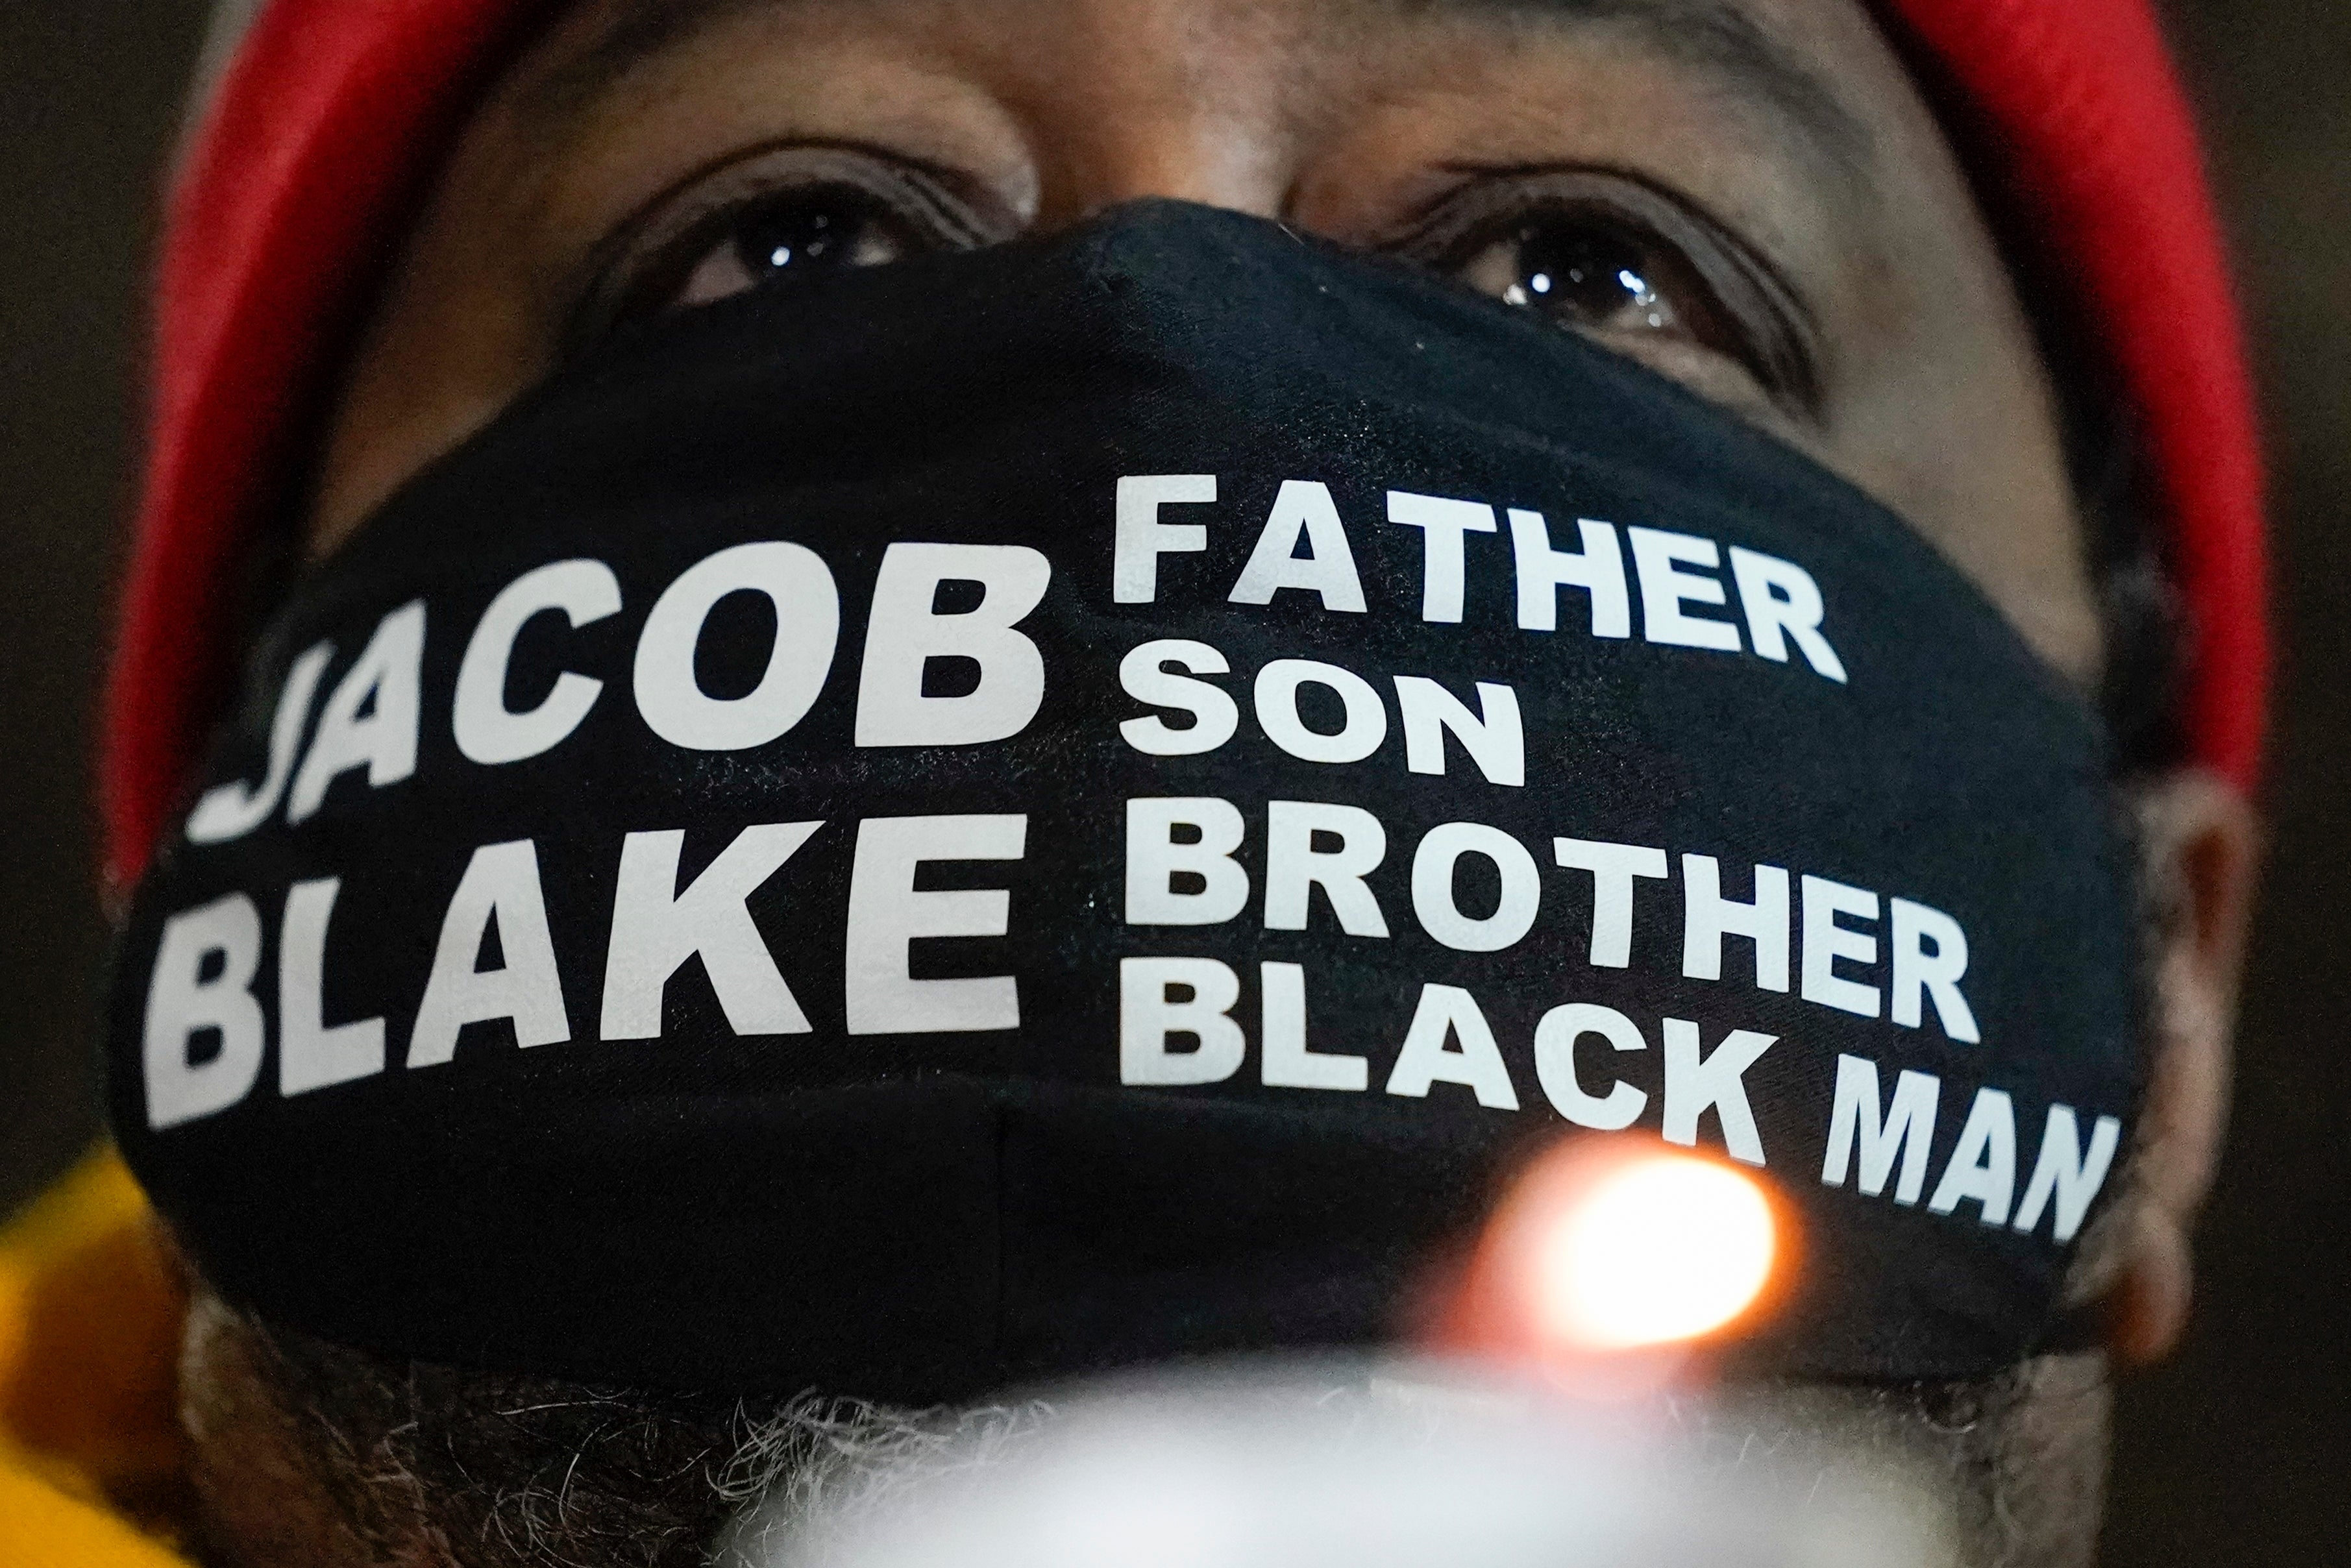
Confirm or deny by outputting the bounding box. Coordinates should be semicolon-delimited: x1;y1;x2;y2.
0;1151;192;1566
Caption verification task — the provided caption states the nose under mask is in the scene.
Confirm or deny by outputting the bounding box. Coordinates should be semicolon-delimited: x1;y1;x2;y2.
109;199;2137;1396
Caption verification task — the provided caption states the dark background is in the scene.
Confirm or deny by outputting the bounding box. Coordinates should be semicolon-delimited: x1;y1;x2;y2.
2;1;2343;1560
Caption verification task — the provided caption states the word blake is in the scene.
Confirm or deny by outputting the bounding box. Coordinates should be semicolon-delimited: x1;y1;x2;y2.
143;813;1031;1131
180;476;1849;847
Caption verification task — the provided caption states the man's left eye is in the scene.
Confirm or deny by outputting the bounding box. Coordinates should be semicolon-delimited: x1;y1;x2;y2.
1401;171;1819;415
1455;215;1690;337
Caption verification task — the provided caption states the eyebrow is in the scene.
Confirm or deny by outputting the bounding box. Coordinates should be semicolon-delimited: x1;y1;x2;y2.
527;0;1873;183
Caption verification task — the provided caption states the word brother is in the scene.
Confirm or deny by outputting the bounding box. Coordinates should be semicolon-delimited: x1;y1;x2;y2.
138;479;2116;1241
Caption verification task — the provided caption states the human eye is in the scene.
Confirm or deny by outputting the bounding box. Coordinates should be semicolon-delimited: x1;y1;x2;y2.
567;143;1007;348
1397;169;1822;416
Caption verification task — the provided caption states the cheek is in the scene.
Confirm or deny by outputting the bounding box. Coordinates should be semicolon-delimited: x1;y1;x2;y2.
1592;335;1802;435
1784;42;2103;686
305;88;584;558
1817;320;2100;688
308;244;545;562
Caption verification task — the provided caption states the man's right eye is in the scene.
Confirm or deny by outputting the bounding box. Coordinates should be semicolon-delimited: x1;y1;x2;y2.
572;145;999;347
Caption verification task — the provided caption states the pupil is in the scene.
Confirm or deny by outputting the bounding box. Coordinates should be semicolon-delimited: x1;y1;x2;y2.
733;196;855;280
1511;222;1650;320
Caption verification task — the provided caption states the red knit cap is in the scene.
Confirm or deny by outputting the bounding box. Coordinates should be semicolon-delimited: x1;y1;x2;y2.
100;0;2268;892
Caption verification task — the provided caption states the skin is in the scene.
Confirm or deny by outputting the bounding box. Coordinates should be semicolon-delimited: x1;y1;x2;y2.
177;0;2261;1560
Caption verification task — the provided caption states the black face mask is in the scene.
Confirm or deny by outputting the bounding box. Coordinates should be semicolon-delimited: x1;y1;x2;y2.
108;201;2137;1397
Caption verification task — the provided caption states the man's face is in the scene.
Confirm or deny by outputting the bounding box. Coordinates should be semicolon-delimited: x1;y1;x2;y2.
178;0;2257;1563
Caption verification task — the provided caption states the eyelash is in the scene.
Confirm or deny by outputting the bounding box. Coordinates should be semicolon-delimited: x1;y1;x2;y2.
569;149;1821;415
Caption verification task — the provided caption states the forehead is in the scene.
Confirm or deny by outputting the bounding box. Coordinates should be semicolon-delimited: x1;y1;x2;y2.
521;0;1884;162
465;0;1925;321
